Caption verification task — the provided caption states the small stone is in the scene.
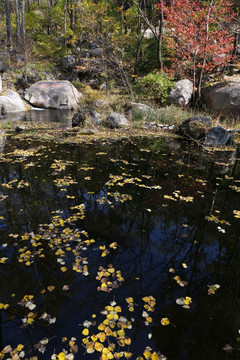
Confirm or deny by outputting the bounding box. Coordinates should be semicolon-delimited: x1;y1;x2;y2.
77;128;98;135
15;125;26;133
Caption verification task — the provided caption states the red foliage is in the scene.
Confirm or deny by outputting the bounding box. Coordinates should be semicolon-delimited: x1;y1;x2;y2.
157;0;236;84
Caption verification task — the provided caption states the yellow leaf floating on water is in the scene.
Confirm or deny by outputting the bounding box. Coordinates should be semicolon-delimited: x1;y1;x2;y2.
98;323;106;331
0;303;9;310
82;328;89;336
57;352;66;360
233;210;240;218
86;342;95;353
114;352;122;359
124;338;131;345
151;352;159;360
16;344;24;352
97;332;106;343
183;296;192;305
115;306;122;313
95;342;104;352
143;350;152;359
208;284;220;295
47;286;55;292
60;267;67;272
161;318;170;326
124;352;133;359
125;297;133;304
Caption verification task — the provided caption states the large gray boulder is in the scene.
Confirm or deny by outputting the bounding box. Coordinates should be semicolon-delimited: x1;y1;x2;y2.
166;79;193;106
205;127;234;147
105;112;129;128
203;81;240;112
24;80;83;109
177;116;212;139
0;90;27;113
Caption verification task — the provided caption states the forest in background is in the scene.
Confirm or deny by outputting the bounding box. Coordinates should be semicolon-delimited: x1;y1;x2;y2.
0;0;240;105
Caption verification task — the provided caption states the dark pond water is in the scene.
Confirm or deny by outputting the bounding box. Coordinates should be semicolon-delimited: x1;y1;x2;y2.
0;121;240;360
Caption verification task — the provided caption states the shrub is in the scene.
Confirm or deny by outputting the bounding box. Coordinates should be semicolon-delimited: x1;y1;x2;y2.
134;72;174;104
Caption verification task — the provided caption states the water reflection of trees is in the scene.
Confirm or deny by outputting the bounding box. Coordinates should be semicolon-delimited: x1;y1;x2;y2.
0;136;239;359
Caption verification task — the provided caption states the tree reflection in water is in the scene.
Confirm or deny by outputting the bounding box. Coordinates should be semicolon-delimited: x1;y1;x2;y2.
0;135;239;360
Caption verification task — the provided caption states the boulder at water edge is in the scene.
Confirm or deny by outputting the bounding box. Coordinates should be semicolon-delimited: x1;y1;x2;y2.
105;112;129;128
205;127;234;147
166;79;193;106
203;81;240;112
177;116;212;139
0;90;27;113
24;80;83;109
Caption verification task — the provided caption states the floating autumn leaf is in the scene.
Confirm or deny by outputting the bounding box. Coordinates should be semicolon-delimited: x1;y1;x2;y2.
94;341;104;352
62;285;69;291
208;284;220;295
142;296;156;312
176;296;192;309
173;275;188;287
96;265;123;292
0;303;9;310
82;328;89;336
1;345;12;354
47;286;55;292
126;297;134;312
143;347;152;359
83;320;92;328
161;318;170;326
222;344;233;352
233;210;240;218
0;257;8;264
57;352;66;360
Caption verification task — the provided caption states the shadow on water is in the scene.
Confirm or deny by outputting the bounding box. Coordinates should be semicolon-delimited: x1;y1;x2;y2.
0;117;239;360
0;109;74;128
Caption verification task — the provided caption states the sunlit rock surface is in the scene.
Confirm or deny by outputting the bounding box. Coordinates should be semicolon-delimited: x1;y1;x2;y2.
24;80;83;109
0;90;27;112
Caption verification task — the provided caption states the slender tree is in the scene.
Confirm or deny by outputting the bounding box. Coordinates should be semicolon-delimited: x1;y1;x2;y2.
15;0;21;53
4;0;14;56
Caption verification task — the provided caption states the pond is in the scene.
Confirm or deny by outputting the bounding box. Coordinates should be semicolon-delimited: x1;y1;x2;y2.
0;119;240;360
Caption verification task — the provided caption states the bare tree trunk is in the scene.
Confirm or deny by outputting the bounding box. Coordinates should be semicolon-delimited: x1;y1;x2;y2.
135;0;143;73
74;0;77;35
64;0;67;52
22;0;26;51
233;16;240;57
4;0;14;57
48;0;53;35
15;0;21;54
158;0;164;74
197;0;213;101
